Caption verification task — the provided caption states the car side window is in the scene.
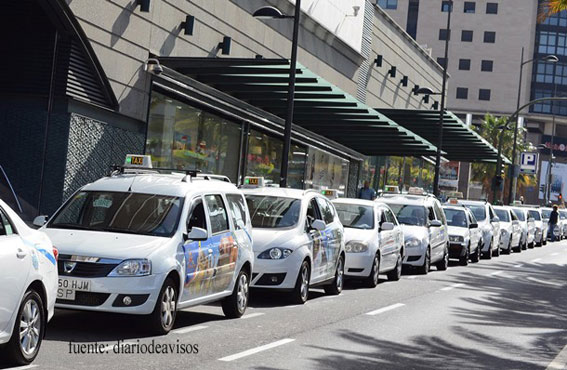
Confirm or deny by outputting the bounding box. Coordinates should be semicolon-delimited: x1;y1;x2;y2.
383;208;395;224
187;198;208;232
433;202;446;223
204;195;229;234
226;194;249;230
428;207;436;221
387;209;399;225
0;209;16;236
510;211;518;221
316;197;334;224
488;206;495;220
467;211;474;225
306;198;322;229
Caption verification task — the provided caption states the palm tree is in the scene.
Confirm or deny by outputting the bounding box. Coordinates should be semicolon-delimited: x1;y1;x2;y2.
538;0;567;23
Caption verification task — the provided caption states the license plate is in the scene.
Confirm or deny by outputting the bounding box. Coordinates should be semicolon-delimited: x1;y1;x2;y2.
57;278;91;301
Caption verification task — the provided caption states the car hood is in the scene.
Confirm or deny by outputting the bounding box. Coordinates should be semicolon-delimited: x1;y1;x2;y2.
251;228;306;253
43;228;168;259
400;225;429;241
447;226;468;237
343;227;374;243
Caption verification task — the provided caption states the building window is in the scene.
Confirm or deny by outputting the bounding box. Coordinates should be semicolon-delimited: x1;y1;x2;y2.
441;1;453;12
459;59;471;70
406;0;420;39
378;0;398;10
542;8;567;27
484;31;496;43
481;60;494;72
479;89;491;101
535;61;560;84
486;2;498;14
439;29;450;41
437;57;447;68
464;2;476;13
538;30;567;56
461;30;473;42
305;147;349;192
456;87;468;99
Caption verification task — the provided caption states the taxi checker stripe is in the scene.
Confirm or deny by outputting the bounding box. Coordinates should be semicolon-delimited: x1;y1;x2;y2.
22;238;56;265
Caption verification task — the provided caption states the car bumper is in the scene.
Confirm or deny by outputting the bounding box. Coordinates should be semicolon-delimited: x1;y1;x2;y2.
449;243;466;258
251;251;305;290
344;252;373;277
55;273;166;315
403;246;426;267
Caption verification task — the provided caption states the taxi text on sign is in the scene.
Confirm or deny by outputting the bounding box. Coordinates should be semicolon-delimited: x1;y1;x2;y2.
520;152;538;174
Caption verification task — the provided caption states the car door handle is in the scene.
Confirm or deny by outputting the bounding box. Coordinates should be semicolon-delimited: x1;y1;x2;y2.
16;248;27;259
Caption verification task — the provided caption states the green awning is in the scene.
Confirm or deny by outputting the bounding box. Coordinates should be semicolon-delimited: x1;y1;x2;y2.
158;58;439;157
379;109;511;164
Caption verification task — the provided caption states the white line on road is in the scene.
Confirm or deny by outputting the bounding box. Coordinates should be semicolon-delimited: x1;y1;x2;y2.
172;325;209;334
218;338;295;362
551;253;560;256
547;342;567;370
242;312;265;319
488;270;503;276
439;283;465;291
366;303;405;316
514;264;523;268
3;365;38;370
532;258;542;263
407;276;418;279
527;277;564;287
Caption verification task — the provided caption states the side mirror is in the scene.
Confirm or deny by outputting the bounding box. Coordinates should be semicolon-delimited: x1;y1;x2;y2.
33;215;48;228
469;223;478;229
381;222;394;231
310;219;326;232
430;220;442;227
184;227;208;241
491;217;500;223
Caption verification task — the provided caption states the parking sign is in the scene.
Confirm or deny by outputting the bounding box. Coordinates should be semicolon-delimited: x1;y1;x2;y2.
520;152;538;174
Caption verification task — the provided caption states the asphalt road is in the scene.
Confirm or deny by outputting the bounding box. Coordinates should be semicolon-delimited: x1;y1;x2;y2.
4;241;567;370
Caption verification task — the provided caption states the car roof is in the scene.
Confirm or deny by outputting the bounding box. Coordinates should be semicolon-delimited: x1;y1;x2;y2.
443;205;467;212
82;173;239;198
241;187;317;199
459;200;489;206
333;198;376;207
378;194;433;206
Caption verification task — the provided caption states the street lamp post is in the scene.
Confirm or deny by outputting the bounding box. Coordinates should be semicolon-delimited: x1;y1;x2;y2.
507;51;558;204
253;3;301;188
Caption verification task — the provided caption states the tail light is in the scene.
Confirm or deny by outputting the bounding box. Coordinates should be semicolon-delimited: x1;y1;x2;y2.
53;246;59;261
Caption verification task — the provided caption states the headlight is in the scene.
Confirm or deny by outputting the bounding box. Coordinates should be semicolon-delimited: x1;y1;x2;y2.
258;248;293;259
345;241;368;253
109;259;151;277
449;235;464;243
405;238;421;248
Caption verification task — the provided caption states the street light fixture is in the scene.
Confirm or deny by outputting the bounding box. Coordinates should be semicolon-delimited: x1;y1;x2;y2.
507;51;558;204
253;3;301;188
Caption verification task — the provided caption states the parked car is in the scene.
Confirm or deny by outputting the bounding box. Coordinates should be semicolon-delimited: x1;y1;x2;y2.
332;199;404;286
494;206;521;253
526;208;546;246
511;207;535;249
37;155;254;334
443;205;482;265
243;180;345;304
0;199;57;365
559;210;567;240
380;191;449;274
459;200;501;258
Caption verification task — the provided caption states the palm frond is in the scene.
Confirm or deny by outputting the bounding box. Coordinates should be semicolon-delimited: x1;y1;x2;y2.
538;0;567;23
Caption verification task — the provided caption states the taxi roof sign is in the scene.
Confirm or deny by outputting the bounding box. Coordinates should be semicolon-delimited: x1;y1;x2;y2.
408;187;425;195
125;154;152;168
384;185;400;194
448;197;459;205
321;189;339;200
242;176;265;188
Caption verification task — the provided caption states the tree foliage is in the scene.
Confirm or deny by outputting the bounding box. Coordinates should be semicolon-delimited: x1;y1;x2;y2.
538;0;567;23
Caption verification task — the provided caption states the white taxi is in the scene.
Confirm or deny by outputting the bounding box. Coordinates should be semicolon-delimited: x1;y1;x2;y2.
442;205;482;265
494;206;521;254
0;199;57;365
37;156;254;334
332;199;404;287
242;179;345;304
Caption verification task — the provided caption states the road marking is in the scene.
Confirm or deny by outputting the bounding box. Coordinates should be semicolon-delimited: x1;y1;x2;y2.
3;365;38;370
366;303;405;316
488;270;503;276
532;258;542;263
242;312;265;319
439;283;465;291
407;276;418;279
514;264;523;268
528;277;564;287
172;325;208;334
547;342;567;369
551;252;560;256
218;338;295;362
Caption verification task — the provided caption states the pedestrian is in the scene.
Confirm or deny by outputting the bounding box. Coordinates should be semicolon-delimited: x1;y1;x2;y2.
358;180;376;200
549;204;559;242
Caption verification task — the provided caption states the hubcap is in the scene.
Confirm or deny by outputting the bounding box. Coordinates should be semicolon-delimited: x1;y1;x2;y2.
237;273;249;312
336;258;344;290
300;265;309;300
19;299;40;357
161;286;176;329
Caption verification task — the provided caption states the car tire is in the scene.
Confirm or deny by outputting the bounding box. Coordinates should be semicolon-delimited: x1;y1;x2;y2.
492;243;501;257
290;260;310;304
1;290;46;366
459;244;469;266
324;255;344;295
365;254;380;288
387;254;402;281
222;268;249;319
503;241;511;255
471;242;481;263
417;247;430;275
483;241;493;260
149;278;177;335
436;245;449;271
522;240;528;251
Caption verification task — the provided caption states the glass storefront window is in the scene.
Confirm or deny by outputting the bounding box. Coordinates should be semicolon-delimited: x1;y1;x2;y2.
304;147;349;194
146;92;241;182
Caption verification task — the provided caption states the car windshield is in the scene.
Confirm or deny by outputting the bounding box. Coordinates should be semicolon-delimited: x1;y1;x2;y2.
48;191;183;237
495;209;510;222
560;211;567;219
529;210;541;221
542;209;551;219
387;204;427;226
245;195;301;228
464;205;486;221
444;208;467;227
512;209;525;221
334;203;374;230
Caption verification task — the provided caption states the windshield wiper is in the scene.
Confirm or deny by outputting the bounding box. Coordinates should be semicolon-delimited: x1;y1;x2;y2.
49;223;92;230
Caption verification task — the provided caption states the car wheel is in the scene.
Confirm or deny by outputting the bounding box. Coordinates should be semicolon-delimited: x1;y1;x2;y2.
365;254;380;288
325;255;345;295
387;254;402;281
503;241;511;255
483;241;493;260
459;244;469;266
149;278;177;335
436;245;449;271
222;268;249;319
417;247;430;275
290;260;310;304
1;290;45;366
492;243;501;257
522;240;528;250
471;242;480;263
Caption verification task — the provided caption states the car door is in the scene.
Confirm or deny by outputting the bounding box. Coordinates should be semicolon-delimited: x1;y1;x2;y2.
466;210;480;248
226;193;252;270
0;206;30;335
306;197;326;282
488;205;500;245
316;197;342;278
379;207;396;270
427;205;442;259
